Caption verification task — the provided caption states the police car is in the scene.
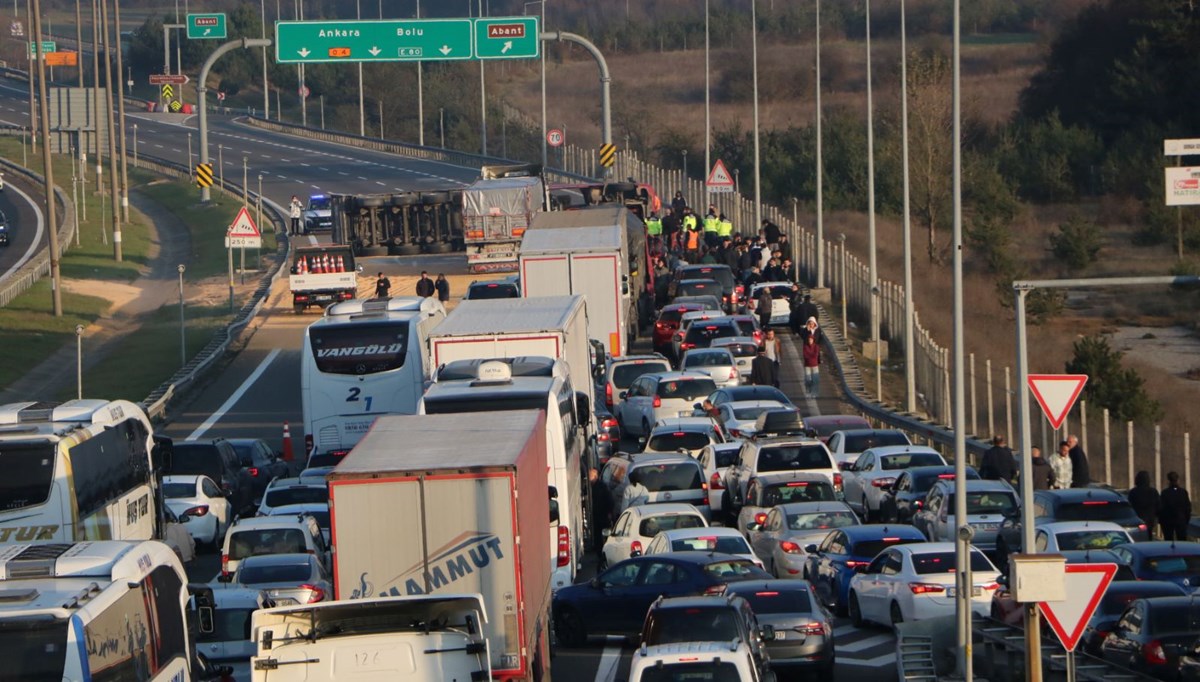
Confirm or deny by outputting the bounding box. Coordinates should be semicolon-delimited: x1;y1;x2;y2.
0;210;9;246
304;194;333;232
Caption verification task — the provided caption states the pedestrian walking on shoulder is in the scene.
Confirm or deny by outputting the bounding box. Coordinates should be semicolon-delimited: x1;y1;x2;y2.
1128;470;1160;540
794;295;819;335
1028;447;1053;490
373;272;391;299
1049;441;1073;490
1160;471;1191;542
1067;434;1090;487
764;329;781;371
750;346;779;388
435;273;450;303
756;287;773;331
588;468;613;552
802;333;821;397
415;270;435;298
980;435;1017;484
800;317;824;346
288;195;303;236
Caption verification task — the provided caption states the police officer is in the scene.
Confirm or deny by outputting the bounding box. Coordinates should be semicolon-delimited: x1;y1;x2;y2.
645;212;663;252
717;213;734;242
702;206;720;249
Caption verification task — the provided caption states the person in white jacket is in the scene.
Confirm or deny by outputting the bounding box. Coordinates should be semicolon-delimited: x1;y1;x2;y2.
289;196;303;235
620;469;650;513
1049;441;1073;490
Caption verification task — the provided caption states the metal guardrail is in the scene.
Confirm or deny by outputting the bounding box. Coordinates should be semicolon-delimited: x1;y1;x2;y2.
0;134;76;308
974;615;1155;682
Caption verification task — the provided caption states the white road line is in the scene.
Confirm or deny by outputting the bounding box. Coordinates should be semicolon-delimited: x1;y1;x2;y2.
835;632;893;653
184;349;281;441
0;181;45;282
594;643;621;682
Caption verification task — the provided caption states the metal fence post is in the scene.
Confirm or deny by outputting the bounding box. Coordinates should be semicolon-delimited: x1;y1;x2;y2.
1186;433;1192;502
1127;421;1135;489
1103;408;1111;485
1004;366;1013;445
1155;424;1162;489
986;359;994;439
969;352;977;437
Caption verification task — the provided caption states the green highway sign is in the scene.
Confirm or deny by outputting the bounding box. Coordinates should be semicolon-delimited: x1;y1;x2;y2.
29;40;55;56
475;17;539;59
275;16;539;63
187;13;227;39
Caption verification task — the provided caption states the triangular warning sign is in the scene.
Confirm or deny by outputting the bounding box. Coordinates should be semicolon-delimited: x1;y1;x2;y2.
1027;373;1088;430
706;159;735;188
227;207;261;238
1038;563;1117;652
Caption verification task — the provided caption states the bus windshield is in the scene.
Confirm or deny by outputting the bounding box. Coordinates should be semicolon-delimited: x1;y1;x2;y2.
0;617;69;679
309;322;409;375
0;442;56;512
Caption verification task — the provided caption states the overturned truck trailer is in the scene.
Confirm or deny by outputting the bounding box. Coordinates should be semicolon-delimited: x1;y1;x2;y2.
330;189;464;257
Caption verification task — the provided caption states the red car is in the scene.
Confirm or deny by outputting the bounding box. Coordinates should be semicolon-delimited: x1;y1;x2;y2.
653;303;709;355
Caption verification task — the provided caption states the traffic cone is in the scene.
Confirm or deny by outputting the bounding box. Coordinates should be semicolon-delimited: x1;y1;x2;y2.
324;254;332;273
281;421;294;462
336;255;345;272
296;257;306;275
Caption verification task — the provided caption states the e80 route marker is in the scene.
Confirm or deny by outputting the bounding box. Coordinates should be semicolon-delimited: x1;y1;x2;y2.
275;16;539;64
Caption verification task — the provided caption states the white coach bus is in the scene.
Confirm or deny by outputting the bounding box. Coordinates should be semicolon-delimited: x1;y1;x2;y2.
0;400;159;544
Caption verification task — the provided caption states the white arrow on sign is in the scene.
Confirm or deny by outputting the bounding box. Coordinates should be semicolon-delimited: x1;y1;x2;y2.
368;46;381;56
298;47;310;58
439;45;452;56
501;40;513;54
203;28;211;35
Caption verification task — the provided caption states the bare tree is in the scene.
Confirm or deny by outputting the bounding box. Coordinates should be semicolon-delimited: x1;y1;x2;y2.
906;48;953;263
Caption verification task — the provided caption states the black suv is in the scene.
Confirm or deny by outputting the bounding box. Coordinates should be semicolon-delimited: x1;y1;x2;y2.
227;438;291;504
671;264;738;310
996;488;1150;560
642;595;773;670
465;277;520;300
169;439;255;517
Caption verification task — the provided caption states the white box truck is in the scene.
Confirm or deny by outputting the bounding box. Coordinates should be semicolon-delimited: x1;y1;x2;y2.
327;410;553;681
428;295;594;387
520;205;652;358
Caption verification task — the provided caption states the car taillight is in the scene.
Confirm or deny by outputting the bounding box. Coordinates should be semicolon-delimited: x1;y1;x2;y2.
680;343;695;351
606;383;613;407
754;512;768;526
303;584;326;603
871;477;895;488
703;583;728;596
728;369;738;381
709;472;724;490
909;582;946;594
630;540;643;556
653;396;662;408
844;560;867;569
248;467;260;477
294;294;309;302
980;582;1000;591
796;621;827;636
656;321;667;330
1138;523;1147;532
780;541;802;554
1143;640;1167;665
183;505;209;517
914;500;923;509
557;526;570;567
339;292;353;300
833;473;843;492
221;554;230;575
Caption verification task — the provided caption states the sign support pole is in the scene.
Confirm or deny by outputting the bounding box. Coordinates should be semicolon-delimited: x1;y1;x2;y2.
1066;650;1075;682
227;236;234;312
198;38;272;202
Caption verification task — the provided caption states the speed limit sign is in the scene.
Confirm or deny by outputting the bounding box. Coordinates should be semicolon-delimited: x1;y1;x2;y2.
546;128;564;147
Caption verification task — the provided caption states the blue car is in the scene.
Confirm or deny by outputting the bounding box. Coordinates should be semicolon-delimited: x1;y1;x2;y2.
552;552;771;646
1108;542;1200;589
804;524;927;615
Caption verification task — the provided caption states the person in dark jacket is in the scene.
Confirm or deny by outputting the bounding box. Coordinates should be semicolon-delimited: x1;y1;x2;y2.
1159;471;1191;542
434;273;450;303
749;346;778;387
980;435;1017;483
756;287;773;331
1067;434;1090;488
588;468;613;552
1027;447;1053;490
671;191;687;217
415;271;435;297
792;295;819;335
1128;470;1160;540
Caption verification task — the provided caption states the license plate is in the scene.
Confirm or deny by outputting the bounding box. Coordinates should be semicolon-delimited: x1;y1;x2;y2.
679;410;694;417
774;632;785;640
947;587;983;598
314;295;332;301
973;523;998;532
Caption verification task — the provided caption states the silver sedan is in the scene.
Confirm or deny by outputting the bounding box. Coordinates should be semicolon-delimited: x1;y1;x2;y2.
230;553;332;605
747;501;860;579
679;347;741;388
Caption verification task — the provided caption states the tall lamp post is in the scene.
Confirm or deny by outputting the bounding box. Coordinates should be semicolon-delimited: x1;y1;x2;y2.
704;0;710;196
865;0;881;401
177;264;186;367
75;324;84;398
750;0;761;228
900;0;916;414
815;0;824;287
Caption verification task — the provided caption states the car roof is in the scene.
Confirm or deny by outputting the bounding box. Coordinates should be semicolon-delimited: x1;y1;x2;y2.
207;587;270;609
831;428;908;437
682;347;735;357
715;386;788;399
678;264;732;273
802;414;872;427
230;515;314;530
861;445;942;458
631;453;703;467
1037;488;1126;503
225;438;265;446
900;542;972;555
752;471;832;485
608;354;670;367
651;418;720;433
841;524;927;540
1117;541;1200;556
657;527;744;540
644;371;715;382
726;579;814;595
931;478;1017;493
777;501;855;514
660;302;709;313
653;595;746;610
269;503;329;515
723;400;789;410
652;551;754;566
711;337;759;348
238;553;316;568
678;278;721;286
637;641;750;660
1059;549;1127;564
751;281;793;289
903;465;979;478
626;503;706;518
1036;520;1128;533
265;478;325;491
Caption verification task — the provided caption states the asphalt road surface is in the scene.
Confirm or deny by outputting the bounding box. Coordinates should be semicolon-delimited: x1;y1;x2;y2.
0;170;46;283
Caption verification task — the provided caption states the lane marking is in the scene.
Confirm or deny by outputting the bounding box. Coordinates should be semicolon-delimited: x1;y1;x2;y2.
0;181;46;282
594;643;620;682
185;349;281;441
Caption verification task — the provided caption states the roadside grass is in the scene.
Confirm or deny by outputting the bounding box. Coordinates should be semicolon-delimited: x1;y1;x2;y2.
137;181;278;280
57;303;233;402
0;281;110;387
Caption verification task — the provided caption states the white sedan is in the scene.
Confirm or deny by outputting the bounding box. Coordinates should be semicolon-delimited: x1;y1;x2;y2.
162;474;231;550
840;445;946;521
643;527;765;569
715;400;791;439
1033;521;1133;552
601;503;708;570
748;282;794;326
848;542;1001;629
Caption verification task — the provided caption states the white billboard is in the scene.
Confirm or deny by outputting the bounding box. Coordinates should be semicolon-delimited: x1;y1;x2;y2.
1165;166;1200;206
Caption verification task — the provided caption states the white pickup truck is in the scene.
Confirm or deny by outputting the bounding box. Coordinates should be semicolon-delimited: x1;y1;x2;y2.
289;245;359;313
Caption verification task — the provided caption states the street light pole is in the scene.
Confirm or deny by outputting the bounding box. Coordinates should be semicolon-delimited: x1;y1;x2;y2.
261;0;269;118
415;0;424;146
751;0;762;229
32;0;62;315
99;0;121;260
951;0;970;676
900;0;916;414
815;0;824;288
356;0;364;136
113;0;131;223
682;149;687;180
478;0;487;155
704;0;710;195
177;264;186;367
865;0;880;400
75;324;84;398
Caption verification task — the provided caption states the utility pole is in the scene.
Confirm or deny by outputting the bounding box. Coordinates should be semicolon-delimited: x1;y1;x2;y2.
32;0;62;315
100;0;121;260
113;0;130;222
415;0;424;145
815;0;824;288
704;0;710;197
900;0;916;414
478;0;486;155
261;0;269;118
356;0;364;135
74;0;83;88
90;0;102;193
751;0;761;228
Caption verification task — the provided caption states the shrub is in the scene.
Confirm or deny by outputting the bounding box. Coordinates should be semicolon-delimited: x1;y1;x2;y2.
1049;213;1102;271
1065;336;1164;423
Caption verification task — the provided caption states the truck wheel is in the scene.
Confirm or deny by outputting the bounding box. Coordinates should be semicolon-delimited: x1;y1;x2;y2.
391;243;422;256
293;304;305;314
427;241;454;254
360;245;389;257
555;608;587;647
359;195;386;208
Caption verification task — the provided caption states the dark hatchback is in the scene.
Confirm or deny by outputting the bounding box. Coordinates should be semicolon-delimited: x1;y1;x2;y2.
1101;596;1200;680
1108;542;1200;590
1080;581;1187;656
552;552;771;646
169;439;255;516
880;465;981;524
227;438;291;504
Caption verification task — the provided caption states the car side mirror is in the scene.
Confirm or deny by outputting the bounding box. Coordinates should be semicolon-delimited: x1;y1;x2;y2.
630;548;642;558
619;391;628;400
575;391;591;419
805;544;818;554
217;573;234;584
806;429;819;438
601;528;612;537
198;605;214;634
549;499;560;525
842;462;856;472
854;563;869;573
760;624;776;642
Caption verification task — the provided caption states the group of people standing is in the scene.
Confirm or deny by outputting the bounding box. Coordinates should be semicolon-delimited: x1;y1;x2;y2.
979;433;1192;541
